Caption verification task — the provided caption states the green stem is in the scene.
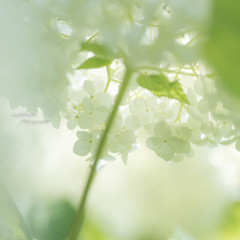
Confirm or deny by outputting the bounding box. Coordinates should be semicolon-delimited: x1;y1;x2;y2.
68;67;133;240
128;88;143;99
173;65;182;81
189;64;199;78
87;31;100;42
138;65;198;77
182;104;190;114
104;65;111;92
58;33;70;39
186;34;198;46
174;103;183;123
112;79;121;84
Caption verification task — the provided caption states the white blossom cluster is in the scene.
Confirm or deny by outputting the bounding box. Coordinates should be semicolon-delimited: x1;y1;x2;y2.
2;0;233;164
0;0;209;129
66;63;140;163
65;60;240;164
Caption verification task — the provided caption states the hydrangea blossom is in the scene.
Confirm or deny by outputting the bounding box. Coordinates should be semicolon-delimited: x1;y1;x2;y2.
66;59;240;164
146;121;190;161
58;1;240;165
73;130;102;156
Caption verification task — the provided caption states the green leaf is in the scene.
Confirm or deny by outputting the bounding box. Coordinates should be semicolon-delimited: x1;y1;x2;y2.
27;200;76;240
77;56;112;69
205;0;240;97
137;74;189;104
81;42;111;57
0;184;33;240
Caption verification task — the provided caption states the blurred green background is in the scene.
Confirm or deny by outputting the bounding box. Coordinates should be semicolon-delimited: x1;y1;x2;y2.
1;97;240;240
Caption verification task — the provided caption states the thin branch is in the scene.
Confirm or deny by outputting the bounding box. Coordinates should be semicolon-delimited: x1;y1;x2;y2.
68;67;133;240
104;65;112;92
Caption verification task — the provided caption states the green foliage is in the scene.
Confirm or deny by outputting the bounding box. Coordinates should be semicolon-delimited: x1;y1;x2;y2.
79;41;116;69
137;74;189;104
219;202;240;240
0;185;32;240
27;199;76;240
205;0;240;97
81;42;113;58
78;56;113;69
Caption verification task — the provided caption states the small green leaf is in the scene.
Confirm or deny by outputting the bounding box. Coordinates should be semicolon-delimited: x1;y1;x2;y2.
81;42;111;57
137;74;189;104
77;56;112;69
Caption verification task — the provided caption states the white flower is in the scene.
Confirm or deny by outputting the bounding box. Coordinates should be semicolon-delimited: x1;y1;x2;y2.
124;115;141;131
109;130;136;164
218;121;233;138
73;130;102;156
78;97;109;129
67;118;79;130
174;125;191;152
187;117;203;145
108;130;135;152
84;80;113;108
67;80;113;130
129;97;159;124
107;115;138;163
65;102;82;129
200;121;221;147
146;121;190;161
154;99;175;121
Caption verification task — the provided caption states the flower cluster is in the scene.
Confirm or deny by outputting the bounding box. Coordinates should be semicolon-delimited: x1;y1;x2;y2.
66;58;240;165
60;0;240;165
66;63;141;163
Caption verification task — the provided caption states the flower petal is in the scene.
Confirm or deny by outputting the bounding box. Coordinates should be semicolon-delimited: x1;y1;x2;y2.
124;115;140;131
77;131;90;141
130;98;146;112
78;112;94;129
156;143;174;161
82;97;94;112
119;130;136;148
108;136;120;153
67;119;78;130
169;136;190;154
84;80;95;95
146;137;163;150
73;139;90;156
94;106;109;124
154;121;171;137
95;92;112;108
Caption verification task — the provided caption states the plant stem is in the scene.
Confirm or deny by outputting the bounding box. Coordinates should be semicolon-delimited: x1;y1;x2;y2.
104;65;111;92
87;31;100;42
111;79;121;84
189;64;199;78
174;103;183;123
138;65;198;76
68;67;133;240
